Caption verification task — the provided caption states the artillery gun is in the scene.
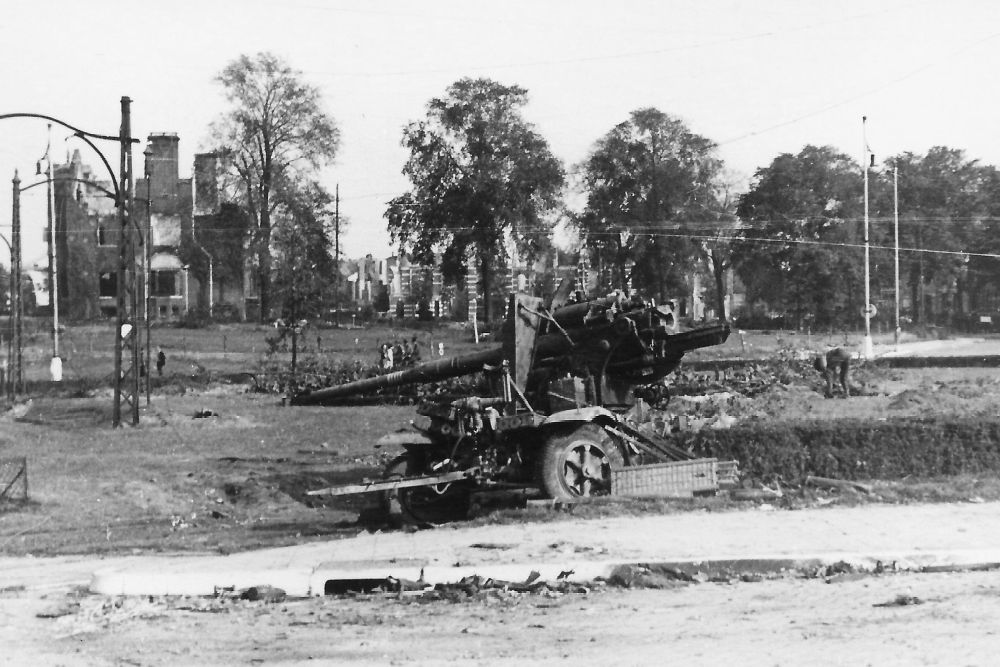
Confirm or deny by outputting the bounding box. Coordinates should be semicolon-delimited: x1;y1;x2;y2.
294;286;735;525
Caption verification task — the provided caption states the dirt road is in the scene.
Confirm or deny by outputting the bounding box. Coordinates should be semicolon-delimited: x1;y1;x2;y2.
5;501;1000;665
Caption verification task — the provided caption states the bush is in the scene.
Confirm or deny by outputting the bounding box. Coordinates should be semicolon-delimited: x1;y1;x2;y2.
678;417;1000;482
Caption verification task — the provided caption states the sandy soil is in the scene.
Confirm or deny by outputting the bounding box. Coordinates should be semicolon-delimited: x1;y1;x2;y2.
4;500;1000;665
3;569;1000;666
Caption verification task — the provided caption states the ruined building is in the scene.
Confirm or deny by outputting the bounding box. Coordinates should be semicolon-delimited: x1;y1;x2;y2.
53;134;246;321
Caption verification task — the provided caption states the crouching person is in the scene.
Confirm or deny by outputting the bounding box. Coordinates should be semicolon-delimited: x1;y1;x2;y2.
814;347;852;398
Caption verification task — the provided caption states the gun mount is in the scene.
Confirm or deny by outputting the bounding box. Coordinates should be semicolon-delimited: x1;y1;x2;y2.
296;289;735;525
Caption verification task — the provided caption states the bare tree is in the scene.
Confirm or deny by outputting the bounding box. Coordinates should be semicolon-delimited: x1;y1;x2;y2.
210;52;339;322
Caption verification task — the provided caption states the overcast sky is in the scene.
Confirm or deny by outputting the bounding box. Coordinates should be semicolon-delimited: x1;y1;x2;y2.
1;0;998;267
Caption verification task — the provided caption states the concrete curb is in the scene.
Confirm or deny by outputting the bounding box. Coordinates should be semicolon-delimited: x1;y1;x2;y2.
88;548;1000;597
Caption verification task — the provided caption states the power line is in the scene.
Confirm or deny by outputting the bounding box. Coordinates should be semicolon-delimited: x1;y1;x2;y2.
720;30;1000;146
30;214;1000;236
285;1;932;79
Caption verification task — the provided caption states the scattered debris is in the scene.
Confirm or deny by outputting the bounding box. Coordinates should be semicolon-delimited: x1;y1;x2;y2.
873;594;924;607
805;475;873;495
823;561;856;577
605;564;694;589
731;486;783;501
35;601;80;618
469;542;516;550
370;570;594;601
919;562;1000;574
384;576;429;592
240;585;286;603
8;399;34;421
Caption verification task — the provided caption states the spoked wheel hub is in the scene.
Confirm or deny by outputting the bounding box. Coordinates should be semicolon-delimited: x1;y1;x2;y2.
538;424;623;502
562;442;613;496
380;453;472;527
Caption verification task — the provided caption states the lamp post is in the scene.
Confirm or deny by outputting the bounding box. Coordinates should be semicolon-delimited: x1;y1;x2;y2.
182;265;189;313
0;102;140;425
36;124;61;381
0;230;15;399
191;221;213;318
1;232;10;399
862;116;874;360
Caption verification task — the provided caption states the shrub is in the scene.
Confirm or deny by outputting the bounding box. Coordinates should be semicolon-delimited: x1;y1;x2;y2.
678;417;1000;482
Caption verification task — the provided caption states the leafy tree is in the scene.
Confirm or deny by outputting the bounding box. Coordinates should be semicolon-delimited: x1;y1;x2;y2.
735;145;865;329
690;170;743;322
966;165;1000;315
877;148;985;324
271;180;336;372
385;78;564;322
210;52;340;322
576;108;722;303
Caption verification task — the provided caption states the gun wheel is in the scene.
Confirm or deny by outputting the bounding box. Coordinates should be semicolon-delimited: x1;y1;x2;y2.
380;453;471;528
538;424;623;501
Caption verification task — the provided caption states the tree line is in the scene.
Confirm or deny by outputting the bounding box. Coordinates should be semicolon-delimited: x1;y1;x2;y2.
205;52;1000;329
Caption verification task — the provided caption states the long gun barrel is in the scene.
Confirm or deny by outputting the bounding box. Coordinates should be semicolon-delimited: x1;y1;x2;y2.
290;347;503;406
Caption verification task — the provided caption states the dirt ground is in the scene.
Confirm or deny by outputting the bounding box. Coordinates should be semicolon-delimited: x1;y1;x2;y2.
4;328;1000;664
5;361;1000;558
3;569;1000;665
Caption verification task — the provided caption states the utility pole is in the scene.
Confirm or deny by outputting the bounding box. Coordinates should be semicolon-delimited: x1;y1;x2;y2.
893;165;901;349
334;183;340;327
861;116;874;360
112;96;140;427
143;146;152;405
11;171;22;394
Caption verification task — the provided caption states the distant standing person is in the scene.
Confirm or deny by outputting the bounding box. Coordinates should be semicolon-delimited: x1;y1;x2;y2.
156;349;167;377
814;347;852;398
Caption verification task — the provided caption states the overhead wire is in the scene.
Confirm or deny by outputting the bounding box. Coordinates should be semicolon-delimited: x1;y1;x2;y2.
27;223;1000;261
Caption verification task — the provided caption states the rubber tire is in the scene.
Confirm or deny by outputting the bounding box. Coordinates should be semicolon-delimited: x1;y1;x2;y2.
380;454;471;528
537;424;623;502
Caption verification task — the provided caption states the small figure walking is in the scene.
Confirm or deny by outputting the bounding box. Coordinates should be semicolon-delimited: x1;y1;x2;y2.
156;348;167;377
814;347;851;398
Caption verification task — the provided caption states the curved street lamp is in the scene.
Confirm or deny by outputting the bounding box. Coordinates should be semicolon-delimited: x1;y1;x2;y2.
0;99;141;426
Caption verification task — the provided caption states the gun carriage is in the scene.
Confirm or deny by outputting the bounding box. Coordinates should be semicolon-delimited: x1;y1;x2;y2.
293;286;735;525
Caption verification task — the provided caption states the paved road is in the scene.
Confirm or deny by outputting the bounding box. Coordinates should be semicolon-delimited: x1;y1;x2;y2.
876;336;1000;357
